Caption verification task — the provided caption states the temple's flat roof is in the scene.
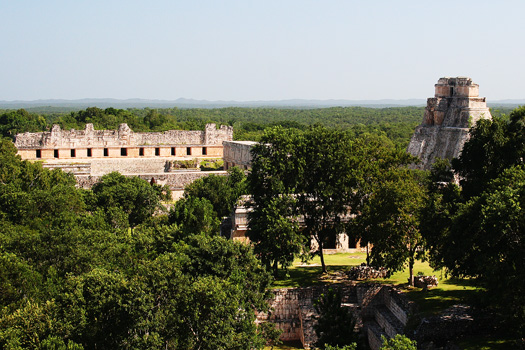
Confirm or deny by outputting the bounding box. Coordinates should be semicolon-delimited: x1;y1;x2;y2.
223;140;258;145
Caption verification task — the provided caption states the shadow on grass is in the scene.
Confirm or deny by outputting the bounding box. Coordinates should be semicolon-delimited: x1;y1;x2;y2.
405;288;478;315
442;277;478;288
272;266;323;288
271;265;354;288
457;337;517;350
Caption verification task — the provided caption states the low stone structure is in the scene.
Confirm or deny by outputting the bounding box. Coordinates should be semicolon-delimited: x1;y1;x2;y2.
407;77;492;170
259;284;412;350
413;275;439;289
75;170;225;190
413;304;475;347
348;264;389;281
223;140;257;170
229;196;362;253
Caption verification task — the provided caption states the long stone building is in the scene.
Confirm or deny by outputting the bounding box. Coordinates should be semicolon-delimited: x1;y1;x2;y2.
15;123;232;161
407;77;492;169
14;123;233;198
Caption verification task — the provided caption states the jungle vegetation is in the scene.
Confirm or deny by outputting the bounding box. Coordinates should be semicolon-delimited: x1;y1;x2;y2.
0;105;523;348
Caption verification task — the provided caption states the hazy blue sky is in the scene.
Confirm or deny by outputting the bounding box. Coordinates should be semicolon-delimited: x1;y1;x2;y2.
1;0;523;101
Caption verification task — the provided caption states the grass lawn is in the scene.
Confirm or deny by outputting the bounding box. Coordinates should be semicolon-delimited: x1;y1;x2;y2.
271;252;367;288
269;253;525;349
273;252;480;315
457;337;518;350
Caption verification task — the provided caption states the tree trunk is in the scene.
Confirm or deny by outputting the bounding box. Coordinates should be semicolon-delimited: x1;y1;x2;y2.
273;260;279;278
318;239;327;274
366;244;370;266
409;257;414;286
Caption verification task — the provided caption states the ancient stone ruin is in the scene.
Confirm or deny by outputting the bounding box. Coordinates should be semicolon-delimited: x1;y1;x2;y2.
407;77;492;170
14;123;233;198
259;284;412;350
15;123;232;160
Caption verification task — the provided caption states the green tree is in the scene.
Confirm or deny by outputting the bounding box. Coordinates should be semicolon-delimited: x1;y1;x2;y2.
296;126;355;274
183;166;247;218
247;194;303;276
423;107;525;333
314;287;358;348
324;345;357;350
0;300;81;350
351;169;426;286
60;268;134;349
258;322;282;350
91;172;169;228
346;134;416;266
134;236;272;350
453;106;525;198
168;196;220;237
247;127;305;276
380;334;417;350
0;109;47;138
427;166;525;330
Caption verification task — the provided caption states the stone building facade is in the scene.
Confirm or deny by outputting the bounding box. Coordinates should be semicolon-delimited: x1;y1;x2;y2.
229;196;362;253
14;123;233;198
15;123;232;161
407;77;492;169
223;140;257;170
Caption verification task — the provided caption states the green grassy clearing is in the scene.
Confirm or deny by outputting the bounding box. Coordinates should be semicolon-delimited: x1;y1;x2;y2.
271;252;367;288
268;253;521;349
272;253;479;316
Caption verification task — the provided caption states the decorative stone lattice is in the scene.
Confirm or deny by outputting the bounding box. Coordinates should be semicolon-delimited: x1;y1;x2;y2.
15;123;233;149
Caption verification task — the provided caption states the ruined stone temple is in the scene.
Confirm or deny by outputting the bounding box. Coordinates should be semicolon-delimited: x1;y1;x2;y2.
407;77;492;169
14;123;233;197
15;123;232;161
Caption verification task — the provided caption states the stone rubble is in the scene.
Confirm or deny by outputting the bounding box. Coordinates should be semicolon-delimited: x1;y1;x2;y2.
347;264;389;280
413;275;439;289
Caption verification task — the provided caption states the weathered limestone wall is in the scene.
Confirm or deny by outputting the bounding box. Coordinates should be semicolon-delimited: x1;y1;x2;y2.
223;140;257;170
258;286;359;347
259;284;411;349
76;170;227;191
259;288;302;342
16;123;232;149
407;77;492;170
15;123;233;160
407;127;470;169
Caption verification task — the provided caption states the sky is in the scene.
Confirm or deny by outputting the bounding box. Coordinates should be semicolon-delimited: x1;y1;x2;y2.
1;0;524;101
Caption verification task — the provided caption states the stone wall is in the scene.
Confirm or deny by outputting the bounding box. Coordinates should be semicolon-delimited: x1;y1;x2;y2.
15;123;232;161
76;170;227;191
258;286;359;347
15;123;233;149
259;284;411;349
407;77;492;170
13;124;232;195
223;140;257;170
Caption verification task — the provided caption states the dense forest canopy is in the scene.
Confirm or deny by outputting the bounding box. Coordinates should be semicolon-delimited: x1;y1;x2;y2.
1;105;523;348
0;106;423;148
0;139;271;349
1;105;515;149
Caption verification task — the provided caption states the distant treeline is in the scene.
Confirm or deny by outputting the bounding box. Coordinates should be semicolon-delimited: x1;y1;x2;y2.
0;106;515;149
